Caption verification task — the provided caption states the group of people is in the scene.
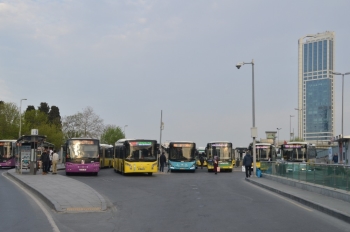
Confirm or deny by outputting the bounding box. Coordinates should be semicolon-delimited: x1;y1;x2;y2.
40;148;60;175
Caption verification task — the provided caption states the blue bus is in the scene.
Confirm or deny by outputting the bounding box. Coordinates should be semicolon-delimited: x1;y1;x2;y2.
168;141;196;172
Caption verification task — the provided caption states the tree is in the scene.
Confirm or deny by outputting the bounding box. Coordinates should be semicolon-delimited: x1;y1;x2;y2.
22;109;64;148
48;105;62;126
0;101;19;139
100;125;125;144
62;106;104;139
26;105;35;112
38;102;50;115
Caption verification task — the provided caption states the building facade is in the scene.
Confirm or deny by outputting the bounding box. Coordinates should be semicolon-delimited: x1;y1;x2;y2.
298;32;335;142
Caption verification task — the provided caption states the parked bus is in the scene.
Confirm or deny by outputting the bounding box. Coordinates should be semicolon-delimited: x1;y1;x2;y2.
280;142;316;163
113;139;158;176
0;140;16;168
195;146;207;167
168;141;196;172
63;138;100;176
234;147;247;166
248;142;277;169
100;144;113;168
206;141;233;172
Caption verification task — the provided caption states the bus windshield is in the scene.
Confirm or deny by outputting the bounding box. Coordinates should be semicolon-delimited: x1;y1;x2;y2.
126;141;156;161
0;142;13;159
208;143;232;161
282;145;307;161
68;140;99;158
169;144;195;161
256;145;271;160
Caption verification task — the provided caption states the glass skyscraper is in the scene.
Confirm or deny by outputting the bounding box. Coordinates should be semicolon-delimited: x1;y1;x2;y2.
297;32;335;142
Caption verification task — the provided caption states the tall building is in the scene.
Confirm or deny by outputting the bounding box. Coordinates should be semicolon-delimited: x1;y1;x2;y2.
298;31;335;142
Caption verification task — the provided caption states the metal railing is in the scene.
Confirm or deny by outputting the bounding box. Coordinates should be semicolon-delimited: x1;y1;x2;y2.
260;161;350;191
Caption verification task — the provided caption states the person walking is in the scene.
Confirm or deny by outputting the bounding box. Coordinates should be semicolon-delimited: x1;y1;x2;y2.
243;152;253;178
199;156;204;169
52;150;59;174
213;156;219;175
332;153;338;164
48;148;53;172
159;152;166;172
40;149;50;175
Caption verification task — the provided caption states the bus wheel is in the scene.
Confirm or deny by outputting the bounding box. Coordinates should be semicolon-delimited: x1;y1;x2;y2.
148;172;153;176
94;172;98;176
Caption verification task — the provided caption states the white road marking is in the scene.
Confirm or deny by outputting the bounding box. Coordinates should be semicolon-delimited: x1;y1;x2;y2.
2;172;60;232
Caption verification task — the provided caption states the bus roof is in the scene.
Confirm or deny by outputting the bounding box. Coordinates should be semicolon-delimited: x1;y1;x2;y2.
100;144;113;148
169;141;195;144
208;141;232;144
0;140;17;142
115;139;156;145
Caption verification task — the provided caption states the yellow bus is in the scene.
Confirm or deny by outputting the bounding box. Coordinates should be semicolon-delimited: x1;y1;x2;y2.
113;139;158;176
206;141;234;172
195;147;207;167
248;142;276;170
100;144;113;168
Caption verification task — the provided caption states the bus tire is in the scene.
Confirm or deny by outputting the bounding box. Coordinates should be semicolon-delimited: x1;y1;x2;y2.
94;172;98;176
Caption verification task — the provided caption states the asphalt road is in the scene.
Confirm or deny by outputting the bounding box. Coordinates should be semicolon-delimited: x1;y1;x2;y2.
2;167;350;232
0;169;54;232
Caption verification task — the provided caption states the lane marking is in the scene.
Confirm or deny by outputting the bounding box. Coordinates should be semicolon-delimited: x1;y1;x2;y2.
247;179;313;212
2;172;60;232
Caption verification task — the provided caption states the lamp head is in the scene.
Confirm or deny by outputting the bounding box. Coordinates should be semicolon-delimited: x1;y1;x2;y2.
236;62;243;69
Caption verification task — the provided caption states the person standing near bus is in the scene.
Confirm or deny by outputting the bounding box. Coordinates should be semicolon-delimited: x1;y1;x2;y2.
243;152;253;178
40;149;50;175
159;152;166;172
332;153;338;164
199;155;204;169
213;156;219;175
52;150;59;174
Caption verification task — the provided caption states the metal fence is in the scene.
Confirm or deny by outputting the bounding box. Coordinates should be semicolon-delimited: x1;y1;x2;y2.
260;161;350;191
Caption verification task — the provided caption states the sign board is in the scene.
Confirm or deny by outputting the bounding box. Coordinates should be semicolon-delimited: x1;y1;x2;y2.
21;146;31;169
31;129;38;135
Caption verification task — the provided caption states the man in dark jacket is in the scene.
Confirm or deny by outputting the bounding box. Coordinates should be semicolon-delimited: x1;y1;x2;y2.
243;152;253;178
40;148;50;175
159;152;167;172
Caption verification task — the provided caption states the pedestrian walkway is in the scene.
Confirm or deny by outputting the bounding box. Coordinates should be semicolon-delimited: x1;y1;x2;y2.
6;168;107;213
246;175;350;223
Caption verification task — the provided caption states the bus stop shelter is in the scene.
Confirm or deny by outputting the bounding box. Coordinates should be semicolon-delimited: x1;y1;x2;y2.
16;135;47;175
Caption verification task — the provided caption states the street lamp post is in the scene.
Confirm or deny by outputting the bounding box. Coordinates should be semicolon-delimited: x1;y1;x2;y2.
290;115;294;141
236;59;257;176
123;125;128;138
277;128;282;146
19;99;27;138
332;72;350;138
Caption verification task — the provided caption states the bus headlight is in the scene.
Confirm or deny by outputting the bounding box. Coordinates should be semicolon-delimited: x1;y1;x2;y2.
151;162;157;169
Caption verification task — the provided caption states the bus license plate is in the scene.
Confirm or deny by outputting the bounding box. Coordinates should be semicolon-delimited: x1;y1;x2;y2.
79;169;86;171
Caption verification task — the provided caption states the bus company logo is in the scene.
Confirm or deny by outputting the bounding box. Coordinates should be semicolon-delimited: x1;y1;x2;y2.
138;167;145;170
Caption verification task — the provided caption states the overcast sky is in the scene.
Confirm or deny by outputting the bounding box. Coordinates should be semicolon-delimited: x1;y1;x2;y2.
1;0;350;147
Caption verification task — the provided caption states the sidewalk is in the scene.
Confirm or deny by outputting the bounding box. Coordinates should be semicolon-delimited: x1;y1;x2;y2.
246;175;350;223
6;166;107;213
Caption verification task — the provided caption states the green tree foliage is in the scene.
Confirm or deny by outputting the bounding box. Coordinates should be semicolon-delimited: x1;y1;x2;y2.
100;125;125;145
22;109;64;148
0;101;19;139
26;105;35;111
38;102;50;114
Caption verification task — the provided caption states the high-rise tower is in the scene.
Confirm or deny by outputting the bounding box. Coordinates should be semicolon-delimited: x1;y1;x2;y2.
298;31;335;142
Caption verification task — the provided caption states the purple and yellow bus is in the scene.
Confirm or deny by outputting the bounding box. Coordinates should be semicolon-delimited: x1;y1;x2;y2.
0;140;17;168
63;138;100;176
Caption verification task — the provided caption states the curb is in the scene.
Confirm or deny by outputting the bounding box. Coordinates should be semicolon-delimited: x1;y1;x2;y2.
246;178;350;224
6;170;62;211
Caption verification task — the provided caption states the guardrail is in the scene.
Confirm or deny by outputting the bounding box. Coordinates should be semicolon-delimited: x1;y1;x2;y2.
260;161;350;191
